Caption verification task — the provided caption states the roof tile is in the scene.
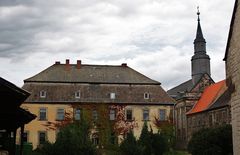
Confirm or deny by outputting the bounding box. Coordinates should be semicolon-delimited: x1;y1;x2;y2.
187;80;226;115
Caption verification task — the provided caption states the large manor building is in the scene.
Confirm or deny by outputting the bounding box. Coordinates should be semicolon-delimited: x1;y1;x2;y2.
18;60;174;149
168;11;231;149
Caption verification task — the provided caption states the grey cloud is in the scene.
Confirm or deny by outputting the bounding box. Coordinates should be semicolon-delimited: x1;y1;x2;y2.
0;0;235;89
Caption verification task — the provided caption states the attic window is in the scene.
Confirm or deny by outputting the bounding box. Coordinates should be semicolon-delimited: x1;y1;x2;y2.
40;91;46;98
75;91;81;99
110;93;116;99
144;93;150;99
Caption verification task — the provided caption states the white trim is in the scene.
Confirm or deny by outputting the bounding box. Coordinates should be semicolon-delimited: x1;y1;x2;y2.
144;92;150;99
40;90;46;98
75;90;81;98
110;92;116;99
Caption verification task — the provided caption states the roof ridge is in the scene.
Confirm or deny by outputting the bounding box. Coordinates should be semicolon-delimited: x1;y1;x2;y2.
24;62;160;84
57;64;126;67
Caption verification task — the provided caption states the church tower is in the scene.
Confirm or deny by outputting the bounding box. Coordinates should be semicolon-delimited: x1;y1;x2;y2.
191;8;211;85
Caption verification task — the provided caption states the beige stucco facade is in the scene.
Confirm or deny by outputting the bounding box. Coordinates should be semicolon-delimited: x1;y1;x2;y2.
17;103;172;149
17;104;72;148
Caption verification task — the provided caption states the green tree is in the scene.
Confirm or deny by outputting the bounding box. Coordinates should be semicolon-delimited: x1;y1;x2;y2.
120;130;142;155
151;133;168;155
188;125;233;155
138;121;153;155
153;117;175;151
33;120;96;155
55;121;96;155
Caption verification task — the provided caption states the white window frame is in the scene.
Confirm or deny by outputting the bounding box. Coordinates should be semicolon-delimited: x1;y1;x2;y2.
38;131;47;145
110;93;116;99
75;90;81;99
40;90;46;98
39;107;47;121
159;109;166;121
74;108;81;120
126;109;133;121
143;109;150;121
109;109;116;120
93;109;98;120
56;108;65;121
144;93;150;99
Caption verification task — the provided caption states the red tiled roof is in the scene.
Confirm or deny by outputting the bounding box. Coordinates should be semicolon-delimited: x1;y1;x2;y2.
187;80;226;115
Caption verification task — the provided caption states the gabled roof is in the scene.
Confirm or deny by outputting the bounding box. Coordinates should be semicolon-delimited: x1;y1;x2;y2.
190;73;214;92
24;63;160;85
207;89;230;111
187;80;226;115
224;0;238;61
167;79;193;97
0;77;36;129
0;77;30;108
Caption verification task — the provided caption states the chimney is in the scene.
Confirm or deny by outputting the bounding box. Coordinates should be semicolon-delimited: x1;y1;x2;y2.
55;61;60;65
65;59;70;70
66;59;70;65
77;60;81;69
121;63;127;67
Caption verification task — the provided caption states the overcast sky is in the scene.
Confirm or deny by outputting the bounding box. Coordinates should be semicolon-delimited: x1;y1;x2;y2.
0;0;235;90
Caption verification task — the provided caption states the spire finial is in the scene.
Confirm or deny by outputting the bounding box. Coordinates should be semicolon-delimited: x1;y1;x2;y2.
197;6;200;21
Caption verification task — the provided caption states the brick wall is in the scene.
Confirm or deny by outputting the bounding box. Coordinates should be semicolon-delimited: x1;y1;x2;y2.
226;2;240;154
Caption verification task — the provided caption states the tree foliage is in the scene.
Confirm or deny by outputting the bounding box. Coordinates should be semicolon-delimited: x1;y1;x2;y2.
120;122;169;155
188;124;233;155
151;133;168;155
33;121;96;155
153;116;175;150
138;122;153;155
119;130;142;155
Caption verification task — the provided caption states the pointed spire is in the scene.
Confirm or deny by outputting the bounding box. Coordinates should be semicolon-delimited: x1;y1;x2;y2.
194;6;206;43
191;7;210;85
197;6;200;21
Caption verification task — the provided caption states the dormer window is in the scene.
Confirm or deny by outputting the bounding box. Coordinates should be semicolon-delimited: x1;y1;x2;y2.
110;93;116;99
144;93;150;99
40;91;46;98
75;90;81;99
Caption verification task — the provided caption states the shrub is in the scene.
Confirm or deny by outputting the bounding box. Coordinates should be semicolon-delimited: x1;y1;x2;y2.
119;130;142;155
120;122;169;155
32;121;96;155
188;125;233;155
138;122;153;155
151;133;168;155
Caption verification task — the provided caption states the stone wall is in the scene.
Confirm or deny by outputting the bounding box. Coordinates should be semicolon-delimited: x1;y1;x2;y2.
187;106;231;142
225;1;240;154
174;97;198;149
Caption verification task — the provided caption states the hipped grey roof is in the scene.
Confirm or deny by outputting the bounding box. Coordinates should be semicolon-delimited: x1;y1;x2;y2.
23;62;174;105
23;83;174;105
24;63;160;85
167;79;193;97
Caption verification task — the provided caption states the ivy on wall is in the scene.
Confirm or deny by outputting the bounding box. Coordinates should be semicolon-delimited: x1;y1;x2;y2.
44;104;138;149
